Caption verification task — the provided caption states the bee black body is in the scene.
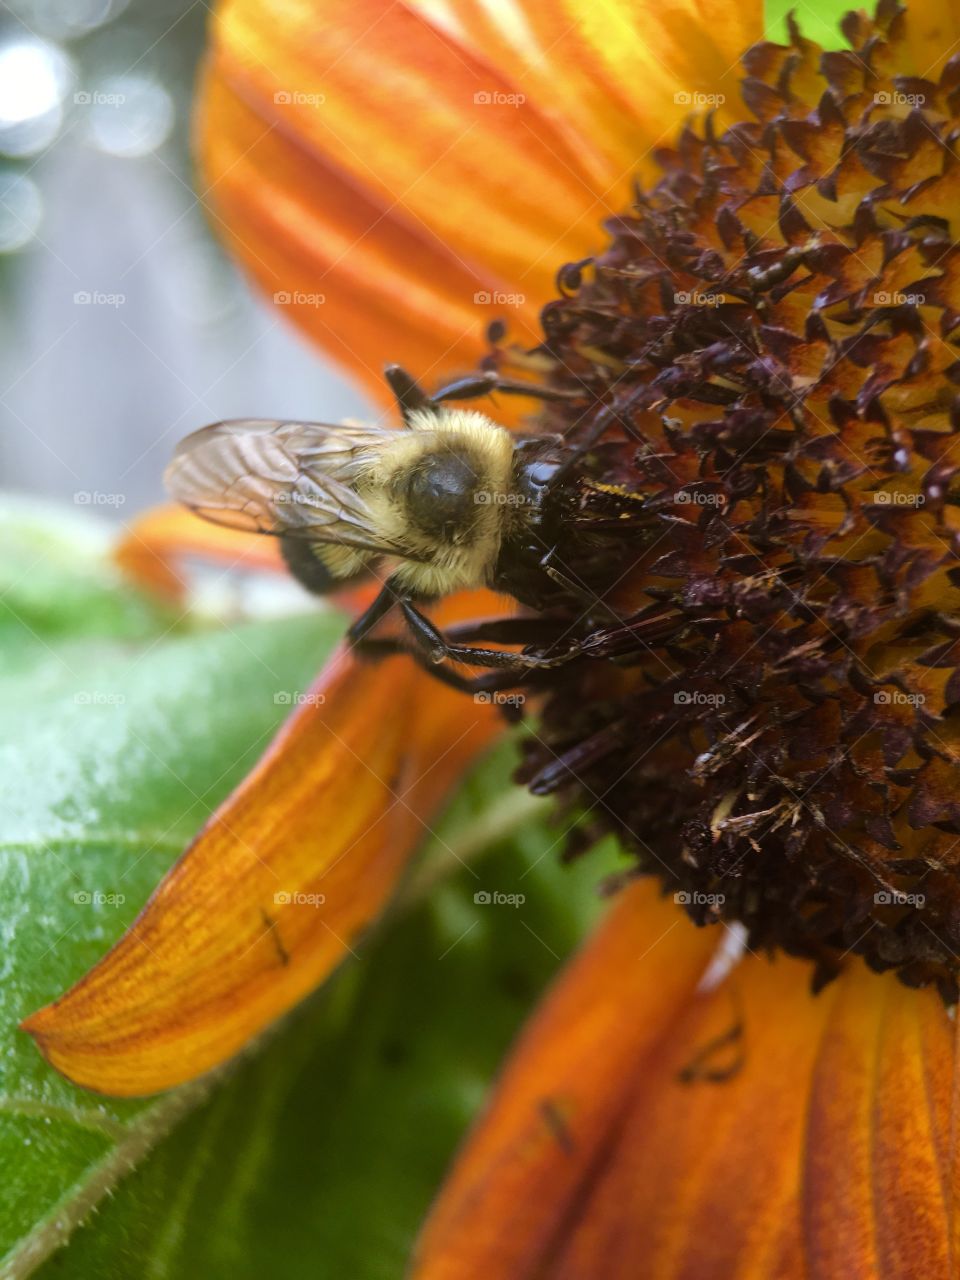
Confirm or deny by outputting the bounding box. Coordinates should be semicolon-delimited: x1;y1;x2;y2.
166;363;624;694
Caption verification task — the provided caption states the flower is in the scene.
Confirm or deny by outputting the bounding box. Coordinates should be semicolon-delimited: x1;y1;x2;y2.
512;0;960;1000
23;0;960;1275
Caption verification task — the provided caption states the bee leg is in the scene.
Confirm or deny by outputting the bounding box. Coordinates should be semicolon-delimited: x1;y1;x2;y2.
347;582;400;645
429;371;579;405
439;640;583;671
539;548;625;627
398;600;449;664
442;616;566;645
383;364;432;424
422;664;527;717
352;633;527;712
346;590;448;666
545;403;624;490
400;600;581;672
428;372;497;403
386;364;580;420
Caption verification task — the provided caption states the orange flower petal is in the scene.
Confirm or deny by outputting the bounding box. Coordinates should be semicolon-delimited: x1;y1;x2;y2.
404;0;765;180
23;595;506;1096
411;880;719;1273
199;64;533;399
115;502;380;617
115;503;285;601
198;0;763;394
902;3;960;80
413;902;958;1278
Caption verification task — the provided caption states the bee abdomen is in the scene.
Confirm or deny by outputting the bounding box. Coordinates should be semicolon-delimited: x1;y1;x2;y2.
279;536;368;597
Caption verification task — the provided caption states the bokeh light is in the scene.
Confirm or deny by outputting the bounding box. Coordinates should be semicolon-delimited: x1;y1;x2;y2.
0;170;43;251
83;74;174;157
15;0;129;40
0;38;73;157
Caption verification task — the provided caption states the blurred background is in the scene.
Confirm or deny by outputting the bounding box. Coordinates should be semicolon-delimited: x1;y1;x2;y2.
0;0;371;514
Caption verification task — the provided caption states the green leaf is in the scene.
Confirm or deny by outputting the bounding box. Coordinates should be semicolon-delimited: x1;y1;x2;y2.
33;747;623;1280
0;501;177;663
1;506;625;1277
0;508;346;1274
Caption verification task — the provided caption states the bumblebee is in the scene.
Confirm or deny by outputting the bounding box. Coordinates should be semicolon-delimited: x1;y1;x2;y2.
165;365;598;690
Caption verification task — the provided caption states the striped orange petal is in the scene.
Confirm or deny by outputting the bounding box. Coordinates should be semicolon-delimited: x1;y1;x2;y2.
198;0;763;399
114;503;286;600
412;886;959;1278
114;503;377;618
22;593;506;1096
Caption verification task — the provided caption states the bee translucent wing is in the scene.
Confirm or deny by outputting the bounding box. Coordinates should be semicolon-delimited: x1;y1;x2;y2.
164;419;404;556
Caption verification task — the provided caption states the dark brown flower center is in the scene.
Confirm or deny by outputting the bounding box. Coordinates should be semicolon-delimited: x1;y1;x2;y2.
499;0;960;999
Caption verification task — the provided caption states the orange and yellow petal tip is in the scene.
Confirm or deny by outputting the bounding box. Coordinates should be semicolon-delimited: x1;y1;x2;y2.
22;618;504;1096
198;0;765;390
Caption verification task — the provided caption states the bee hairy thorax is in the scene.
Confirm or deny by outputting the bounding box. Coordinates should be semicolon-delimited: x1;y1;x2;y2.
392;451;484;543
276;415;638;611
352;413;517;598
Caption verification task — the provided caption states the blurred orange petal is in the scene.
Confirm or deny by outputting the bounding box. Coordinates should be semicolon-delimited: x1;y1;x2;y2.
413;898;959;1278
198;0;762;395
115;502;380;616
23;594;507;1096
116;503;285;601
411;880;718;1274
